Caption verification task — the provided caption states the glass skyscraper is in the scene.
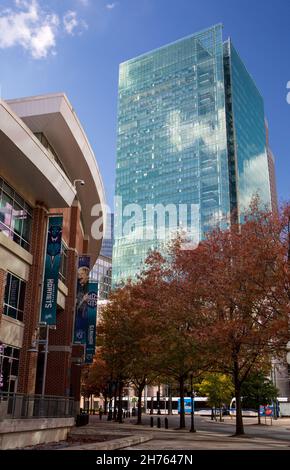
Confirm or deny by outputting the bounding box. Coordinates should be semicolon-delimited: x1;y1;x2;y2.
100;213;114;258
113;24;272;285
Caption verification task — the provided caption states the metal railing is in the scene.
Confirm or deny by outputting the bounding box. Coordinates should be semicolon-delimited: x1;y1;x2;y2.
0;392;75;419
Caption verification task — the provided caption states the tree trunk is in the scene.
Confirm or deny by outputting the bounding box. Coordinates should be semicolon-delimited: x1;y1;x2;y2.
117;380;123;423
179;376;186;429
258;405;261;425
137;384;145;425
113;387;118;421
104;395;108;415
168;384;172;415
234;374;244;435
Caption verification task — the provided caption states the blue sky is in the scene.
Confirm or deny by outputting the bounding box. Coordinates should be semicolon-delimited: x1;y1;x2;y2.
0;0;289;207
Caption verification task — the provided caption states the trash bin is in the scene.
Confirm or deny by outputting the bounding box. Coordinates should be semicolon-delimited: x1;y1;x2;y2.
76;413;89;426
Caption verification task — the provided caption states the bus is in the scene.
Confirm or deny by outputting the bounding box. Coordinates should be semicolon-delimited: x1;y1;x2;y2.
145;396;212;415
229;398;284;418
229;398;258;417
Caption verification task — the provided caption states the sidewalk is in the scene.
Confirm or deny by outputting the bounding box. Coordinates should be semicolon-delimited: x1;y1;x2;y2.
57;417;290;451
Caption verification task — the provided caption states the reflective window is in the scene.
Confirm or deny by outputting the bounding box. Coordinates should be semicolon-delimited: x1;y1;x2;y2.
225;42;271;216
113;25;230;284
34;132;68;176
3;273;26;322
0;178;32;251
90;256;112;300
0;344;20;393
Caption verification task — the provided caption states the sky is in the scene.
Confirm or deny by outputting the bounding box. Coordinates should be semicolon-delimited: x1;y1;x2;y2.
0;0;289;208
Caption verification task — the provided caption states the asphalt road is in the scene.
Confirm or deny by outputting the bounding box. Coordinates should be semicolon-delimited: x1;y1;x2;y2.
134;414;290;442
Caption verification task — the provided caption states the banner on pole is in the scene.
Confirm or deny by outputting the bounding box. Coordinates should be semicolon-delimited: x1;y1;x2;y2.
40;216;63;325
74;256;98;363
84;281;98;364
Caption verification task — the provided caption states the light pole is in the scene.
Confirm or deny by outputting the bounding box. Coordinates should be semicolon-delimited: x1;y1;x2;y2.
41;324;50;397
189;374;196;433
157;383;161;415
144;380;147;414
0;341;4;391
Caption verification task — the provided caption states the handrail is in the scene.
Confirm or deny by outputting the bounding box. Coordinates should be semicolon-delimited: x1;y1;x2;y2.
0;392;75;419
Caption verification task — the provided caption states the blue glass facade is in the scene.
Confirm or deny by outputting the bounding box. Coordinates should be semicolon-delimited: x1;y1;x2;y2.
100;213;114;259
224;41;271;217
113;25;272;284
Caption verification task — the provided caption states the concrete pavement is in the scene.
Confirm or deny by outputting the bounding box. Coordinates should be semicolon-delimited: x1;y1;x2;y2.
57;415;290;450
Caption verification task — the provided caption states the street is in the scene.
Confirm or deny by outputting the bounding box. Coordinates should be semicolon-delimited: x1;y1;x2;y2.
136;414;290;442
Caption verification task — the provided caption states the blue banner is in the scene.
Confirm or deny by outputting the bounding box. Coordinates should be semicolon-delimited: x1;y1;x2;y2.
40;216;63;325
85;281;98;364
74;256;98;363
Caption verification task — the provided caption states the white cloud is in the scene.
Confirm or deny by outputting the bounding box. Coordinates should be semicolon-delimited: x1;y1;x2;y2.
63;10;88;36
0;1;88;59
106;3;117;9
0;0;59;58
63;11;78;35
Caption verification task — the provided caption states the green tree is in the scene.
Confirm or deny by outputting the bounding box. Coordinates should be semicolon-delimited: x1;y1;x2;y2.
241;372;278;424
174;200;290;435
197;373;234;421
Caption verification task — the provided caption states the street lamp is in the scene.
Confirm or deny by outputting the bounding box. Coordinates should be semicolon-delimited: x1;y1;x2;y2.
157;384;161;415
189;374;196;433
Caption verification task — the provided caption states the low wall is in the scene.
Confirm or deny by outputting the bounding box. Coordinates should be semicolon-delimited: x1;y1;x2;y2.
0;417;75;450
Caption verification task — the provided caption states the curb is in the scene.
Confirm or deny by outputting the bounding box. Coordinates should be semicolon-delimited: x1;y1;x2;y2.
59;433;153;450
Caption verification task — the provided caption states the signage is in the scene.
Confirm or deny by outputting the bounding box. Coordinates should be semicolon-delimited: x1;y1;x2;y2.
74;256;98;363
40;216;63;325
178;398;194;414
84;281;98;364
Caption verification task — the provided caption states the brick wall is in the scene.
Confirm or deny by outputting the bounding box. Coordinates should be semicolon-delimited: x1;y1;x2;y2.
45;248;78;396
17;205;47;394
45;205;84;397
16;202;89;398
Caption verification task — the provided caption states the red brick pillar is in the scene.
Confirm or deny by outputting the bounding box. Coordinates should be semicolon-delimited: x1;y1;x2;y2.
18;205;47;394
45;204;81;397
0;268;7;332
45;248;78;396
71;344;85;413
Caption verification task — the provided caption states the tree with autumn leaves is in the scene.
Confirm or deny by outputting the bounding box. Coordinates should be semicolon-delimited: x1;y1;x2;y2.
85;201;290;436
97;272;164;424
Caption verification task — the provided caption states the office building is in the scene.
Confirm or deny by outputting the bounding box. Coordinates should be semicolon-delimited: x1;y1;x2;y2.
113;24;273;284
265;120;278;213
100;213;114;258
0;94;105;407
